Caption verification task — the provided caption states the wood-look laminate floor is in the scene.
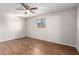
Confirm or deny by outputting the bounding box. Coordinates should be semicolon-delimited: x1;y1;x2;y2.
0;37;78;55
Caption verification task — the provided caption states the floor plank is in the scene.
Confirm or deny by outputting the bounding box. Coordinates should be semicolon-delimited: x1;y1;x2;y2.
0;37;78;55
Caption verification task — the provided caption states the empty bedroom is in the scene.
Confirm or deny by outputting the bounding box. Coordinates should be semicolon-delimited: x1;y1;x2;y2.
0;3;79;55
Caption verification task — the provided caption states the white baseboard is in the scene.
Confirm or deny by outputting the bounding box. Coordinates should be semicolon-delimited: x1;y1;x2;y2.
26;36;75;48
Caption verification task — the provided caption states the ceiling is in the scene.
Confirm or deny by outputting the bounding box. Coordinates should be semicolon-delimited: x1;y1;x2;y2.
0;3;78;18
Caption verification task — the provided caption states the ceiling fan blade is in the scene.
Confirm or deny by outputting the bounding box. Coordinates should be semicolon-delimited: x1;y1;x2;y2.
16;8;24;10
21;3;26;7
30;10;35;13
30;7;38;10
21;3;30;10
25;12;27;14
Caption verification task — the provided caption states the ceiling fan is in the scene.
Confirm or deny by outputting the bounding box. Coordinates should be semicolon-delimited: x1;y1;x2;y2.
16;3;38;14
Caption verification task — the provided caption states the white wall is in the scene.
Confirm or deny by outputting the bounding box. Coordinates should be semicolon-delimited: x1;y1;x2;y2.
60;8;77;47
77;5;79;52
26;7;77;47
0;13;27;42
